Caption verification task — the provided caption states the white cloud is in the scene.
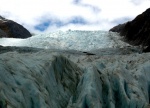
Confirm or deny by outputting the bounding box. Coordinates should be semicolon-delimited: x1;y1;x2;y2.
0;0;150;34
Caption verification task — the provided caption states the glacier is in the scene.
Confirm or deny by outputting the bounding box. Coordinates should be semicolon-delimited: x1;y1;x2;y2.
0;30;150;108
0;30;131;51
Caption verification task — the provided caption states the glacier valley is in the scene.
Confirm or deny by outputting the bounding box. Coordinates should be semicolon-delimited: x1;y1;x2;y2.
0;30;150;108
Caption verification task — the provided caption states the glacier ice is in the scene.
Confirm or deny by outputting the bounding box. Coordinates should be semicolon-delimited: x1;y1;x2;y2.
0;30;130;51
0;30;148;108
0;46;149;108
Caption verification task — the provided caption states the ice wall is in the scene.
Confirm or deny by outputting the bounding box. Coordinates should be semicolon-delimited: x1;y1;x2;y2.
0;30;130;51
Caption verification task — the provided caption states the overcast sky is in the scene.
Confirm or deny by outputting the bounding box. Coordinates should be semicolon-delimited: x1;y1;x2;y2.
0;0;150;34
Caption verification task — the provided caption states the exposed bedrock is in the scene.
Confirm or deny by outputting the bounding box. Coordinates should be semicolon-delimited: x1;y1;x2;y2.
110;8;150;52
0;47;150;108
0;16;31;38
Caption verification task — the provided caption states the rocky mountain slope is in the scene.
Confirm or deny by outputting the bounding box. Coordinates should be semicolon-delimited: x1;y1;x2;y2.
110;8;150;52
0;16;31;38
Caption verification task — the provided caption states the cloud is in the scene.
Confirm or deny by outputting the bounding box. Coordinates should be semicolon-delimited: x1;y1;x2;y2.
35;21;51;32
0;0;150;34
73;1;101;13
73;0;81;4
130;0;147;5
34;16;88;31
111;17;133;25
69;16;88;25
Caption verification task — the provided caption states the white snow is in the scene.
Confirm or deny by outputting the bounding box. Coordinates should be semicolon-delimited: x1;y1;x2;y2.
0;30;130;51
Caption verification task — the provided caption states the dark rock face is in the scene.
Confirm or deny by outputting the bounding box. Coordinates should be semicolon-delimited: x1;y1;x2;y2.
0;29;8;37
110;8;150;52
0;16;31;38
109;23;126;33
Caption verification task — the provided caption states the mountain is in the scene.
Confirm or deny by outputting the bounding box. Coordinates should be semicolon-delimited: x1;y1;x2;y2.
0;16;31;38
0;9;150;108
110;8;150;52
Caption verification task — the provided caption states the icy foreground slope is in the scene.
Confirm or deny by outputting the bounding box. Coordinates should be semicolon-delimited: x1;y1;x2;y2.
0;30;130;51
0;46;150;108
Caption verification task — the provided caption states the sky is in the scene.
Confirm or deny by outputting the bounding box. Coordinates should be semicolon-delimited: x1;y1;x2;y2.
0;0;150;34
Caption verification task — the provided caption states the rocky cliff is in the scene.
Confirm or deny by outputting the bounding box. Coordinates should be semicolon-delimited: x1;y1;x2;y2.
0;46;150;108
110;8;150;52
0;16;31;38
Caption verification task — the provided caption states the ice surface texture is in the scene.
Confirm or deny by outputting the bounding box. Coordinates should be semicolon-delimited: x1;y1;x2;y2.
0;31;148;108
0;30;130;51
0;46;149;108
